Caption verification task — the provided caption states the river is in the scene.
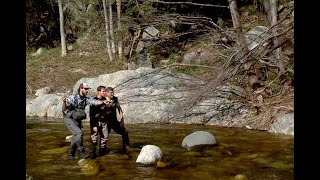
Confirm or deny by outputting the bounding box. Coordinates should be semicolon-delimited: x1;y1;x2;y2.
26;117;293;180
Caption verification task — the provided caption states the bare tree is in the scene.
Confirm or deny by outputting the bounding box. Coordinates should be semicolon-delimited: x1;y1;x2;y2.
116;0;123;60
108;0;116;54
228;0;261;90
58;0;67;57
263;0;287;93
103;0;113;61
270;0;283;71
262;0;272;23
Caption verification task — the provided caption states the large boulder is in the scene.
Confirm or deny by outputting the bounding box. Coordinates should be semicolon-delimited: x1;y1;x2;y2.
181;131;216;150
244;26;271;51
35;87;51;97
26;67;247;128
26;94;64;118
268;113;294;135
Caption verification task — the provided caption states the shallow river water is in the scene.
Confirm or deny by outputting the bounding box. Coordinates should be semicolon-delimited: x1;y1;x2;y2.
26;117;293;180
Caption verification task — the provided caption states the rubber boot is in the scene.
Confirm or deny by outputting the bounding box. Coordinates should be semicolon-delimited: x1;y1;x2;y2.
67;146;76;160
99;146;109;156
122;132;130;151
89;143;97;159
78;146;90;159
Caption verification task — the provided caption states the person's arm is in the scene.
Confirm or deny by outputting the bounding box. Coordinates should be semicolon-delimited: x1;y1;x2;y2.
87;98;108;106
62;96;68;111
62;95;73;111
89;105;95;128
118;106;124;127
116;98;124;127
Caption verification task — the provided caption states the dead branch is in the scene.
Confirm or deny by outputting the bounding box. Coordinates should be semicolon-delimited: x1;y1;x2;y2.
232;8;293;62
224;15;293;80
168;63;219;69
150;0;229;8
135;0;140;9
174;15;224;30
212;43;232;49
253;64;293;95
26;82;33;94
141;14;223;32
129;29;141;57
177;7;294;115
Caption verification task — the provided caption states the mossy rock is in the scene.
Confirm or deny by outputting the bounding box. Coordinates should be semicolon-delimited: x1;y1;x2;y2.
156;161;169;168
81;163;99;176
78;159;91;166
78;159;100;176
234;174;248;180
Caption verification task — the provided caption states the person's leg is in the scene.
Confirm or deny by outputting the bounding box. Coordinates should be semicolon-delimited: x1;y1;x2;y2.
64;117;81;159
64;117;88;159
99;121;110;155
89;123;99;159
100;122;109;149
110;120;130;150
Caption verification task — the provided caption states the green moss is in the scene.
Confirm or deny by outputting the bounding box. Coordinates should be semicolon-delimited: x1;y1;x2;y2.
175;65;200;76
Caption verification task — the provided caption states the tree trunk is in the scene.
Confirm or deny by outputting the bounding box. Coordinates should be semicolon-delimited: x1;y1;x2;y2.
108;0;116;55
269;0;288;93
103;0;113;61
116;0;123;60
262;0;272;25
270;0;283;71
228;0;261;90
58;0;67;57
228;0;247;47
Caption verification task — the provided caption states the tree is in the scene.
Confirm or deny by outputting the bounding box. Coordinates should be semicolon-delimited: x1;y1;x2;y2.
108;0;116;54
103;0;113;61
228;0;261;90
116;0;123;60
58;0;67;57
263;0;288;93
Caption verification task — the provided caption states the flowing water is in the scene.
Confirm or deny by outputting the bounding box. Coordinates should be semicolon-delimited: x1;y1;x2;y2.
26;117;294;180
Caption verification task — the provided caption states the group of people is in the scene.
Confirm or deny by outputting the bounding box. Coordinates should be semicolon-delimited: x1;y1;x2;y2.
62;83;130;160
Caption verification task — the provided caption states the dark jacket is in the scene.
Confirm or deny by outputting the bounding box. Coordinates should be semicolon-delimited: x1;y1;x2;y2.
104;96;119;121
89;96;107;127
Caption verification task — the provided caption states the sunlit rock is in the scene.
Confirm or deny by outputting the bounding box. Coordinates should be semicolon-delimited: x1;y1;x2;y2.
65;135;72;143
234;174;247;180
181;131;216;150
26;174;33;180
269;113;294;135
35;87;51;97
156;161;169;168
78;159;100;176
136;145;162;165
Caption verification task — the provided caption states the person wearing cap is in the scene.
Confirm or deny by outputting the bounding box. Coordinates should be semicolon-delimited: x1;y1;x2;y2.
62;83;108;160
88;85;109;159
103;86;130;152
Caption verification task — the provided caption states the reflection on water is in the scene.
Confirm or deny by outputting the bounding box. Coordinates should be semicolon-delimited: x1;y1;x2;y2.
26;117;294;180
